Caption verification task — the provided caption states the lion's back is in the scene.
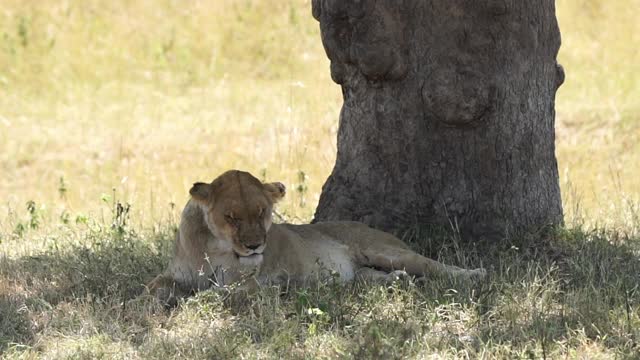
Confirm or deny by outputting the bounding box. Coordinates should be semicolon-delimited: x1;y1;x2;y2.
300;221;410;250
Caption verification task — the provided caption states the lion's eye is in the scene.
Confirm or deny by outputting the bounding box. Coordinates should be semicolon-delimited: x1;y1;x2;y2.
258;207;264;217
224;214;237;225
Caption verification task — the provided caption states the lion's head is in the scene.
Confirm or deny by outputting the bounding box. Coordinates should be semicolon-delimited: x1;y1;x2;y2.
189;170;285;263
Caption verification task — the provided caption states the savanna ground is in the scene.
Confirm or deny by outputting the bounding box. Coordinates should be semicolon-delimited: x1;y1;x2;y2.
1;0;639;358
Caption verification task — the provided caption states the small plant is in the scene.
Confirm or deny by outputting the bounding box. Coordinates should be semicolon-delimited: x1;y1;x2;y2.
100;189;132;236
58;176;68;200
305;307;329;336
75;213;89;225
59;210;70;225
12;222;26;237
112;202;131;236
17;16;28;48
26;200;40;230
12;200;41;237
295;170;308;208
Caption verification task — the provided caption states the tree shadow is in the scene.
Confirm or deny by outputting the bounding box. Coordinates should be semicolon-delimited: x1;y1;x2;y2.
409;225;640;352
2;224;638;355
1;236;168;303
0;295;33;353
0;230;172;353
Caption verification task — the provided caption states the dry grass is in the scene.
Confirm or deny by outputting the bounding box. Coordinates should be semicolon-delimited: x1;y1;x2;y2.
0;0;639;358
555;0;640;229
0;0;638;229
0;0;340;231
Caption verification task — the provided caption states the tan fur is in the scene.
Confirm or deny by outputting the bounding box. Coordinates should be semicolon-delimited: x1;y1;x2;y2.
147;170;486;303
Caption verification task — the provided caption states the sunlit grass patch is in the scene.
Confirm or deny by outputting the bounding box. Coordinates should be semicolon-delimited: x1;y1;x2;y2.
1;0;638;228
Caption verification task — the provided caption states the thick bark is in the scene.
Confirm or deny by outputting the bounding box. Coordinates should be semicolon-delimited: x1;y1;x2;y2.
311;0;565;239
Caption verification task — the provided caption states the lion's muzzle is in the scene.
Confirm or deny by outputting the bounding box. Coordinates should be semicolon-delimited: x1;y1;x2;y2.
238;253;264;267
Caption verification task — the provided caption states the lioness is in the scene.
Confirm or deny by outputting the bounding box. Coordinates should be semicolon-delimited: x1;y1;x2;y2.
148;170;485;302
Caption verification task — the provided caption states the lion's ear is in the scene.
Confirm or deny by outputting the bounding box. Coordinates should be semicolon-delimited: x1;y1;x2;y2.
263;182;286;203
189;182;213;202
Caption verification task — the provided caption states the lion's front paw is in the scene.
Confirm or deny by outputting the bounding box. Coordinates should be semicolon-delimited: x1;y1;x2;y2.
146;275;184;308
386;270;410;283
154;287;179;307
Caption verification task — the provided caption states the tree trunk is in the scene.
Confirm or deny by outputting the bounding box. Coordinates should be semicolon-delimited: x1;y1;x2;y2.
311;0;565;240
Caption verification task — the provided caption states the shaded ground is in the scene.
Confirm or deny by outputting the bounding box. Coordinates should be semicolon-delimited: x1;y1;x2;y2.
1;223;638;359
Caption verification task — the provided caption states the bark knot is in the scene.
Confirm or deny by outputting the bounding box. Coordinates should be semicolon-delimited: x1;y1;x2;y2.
313;0;408;84
555;62;565;90
422;67;495;127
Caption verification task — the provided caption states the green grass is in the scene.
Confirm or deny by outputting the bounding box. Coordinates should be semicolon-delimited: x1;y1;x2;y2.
1;0;639;358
